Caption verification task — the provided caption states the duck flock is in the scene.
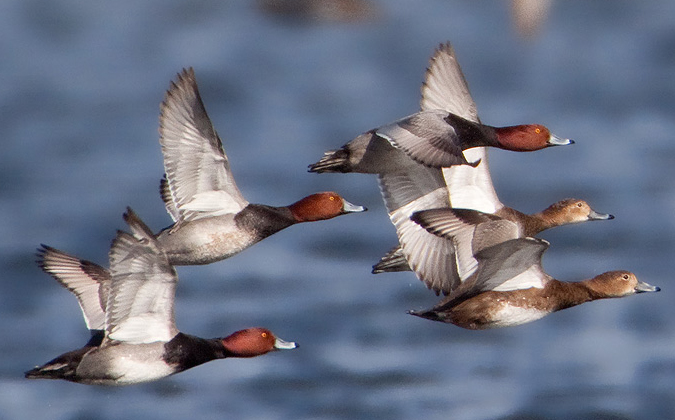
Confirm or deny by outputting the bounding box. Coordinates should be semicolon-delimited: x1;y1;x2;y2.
26;42;660;386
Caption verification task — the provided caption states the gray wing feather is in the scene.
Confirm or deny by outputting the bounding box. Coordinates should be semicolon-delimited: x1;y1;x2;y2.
104;209;179;344
159;68;248;223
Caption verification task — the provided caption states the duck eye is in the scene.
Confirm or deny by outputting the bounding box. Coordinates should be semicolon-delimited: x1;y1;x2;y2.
577;202;583;208
261;332;268;338
535;128;541;134
622;274;629;281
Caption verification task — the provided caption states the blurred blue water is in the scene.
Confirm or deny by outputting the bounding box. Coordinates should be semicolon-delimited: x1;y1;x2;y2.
3;1;675;419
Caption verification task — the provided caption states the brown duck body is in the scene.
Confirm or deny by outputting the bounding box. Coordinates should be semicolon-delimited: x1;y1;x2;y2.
411;266;660;330
415;279;598;329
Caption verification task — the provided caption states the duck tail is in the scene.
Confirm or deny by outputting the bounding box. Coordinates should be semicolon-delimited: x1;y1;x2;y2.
25;345;93;382
372;246;410;274
308;147;352;173
25;363;74;381
407;308;442;322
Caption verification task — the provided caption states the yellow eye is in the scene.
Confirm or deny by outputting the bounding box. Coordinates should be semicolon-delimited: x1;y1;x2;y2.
329;196;335;201
261;332;268;338
535;128;541;134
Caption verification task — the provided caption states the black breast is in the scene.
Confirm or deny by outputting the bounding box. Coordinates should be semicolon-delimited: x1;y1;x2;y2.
234;204;295;241
444;113;497;149
162;333;226;372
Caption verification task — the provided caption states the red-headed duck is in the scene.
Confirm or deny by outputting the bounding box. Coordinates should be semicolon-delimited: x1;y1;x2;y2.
26;208;297;386
408;236;659;329
309;43;604;295
309;42;571;172
156;68;365;265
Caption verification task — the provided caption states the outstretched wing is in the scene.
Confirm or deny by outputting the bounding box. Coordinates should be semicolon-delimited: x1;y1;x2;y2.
420;42;502;212
472;237;549;293
377;160;461;295
420;42;479;122
104;208;179;344
36;245;110;332
377;110;475;168
159;68;248;223
411;208;520;283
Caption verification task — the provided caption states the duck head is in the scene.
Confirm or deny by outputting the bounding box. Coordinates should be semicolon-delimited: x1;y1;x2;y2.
222;327;298;358
495;124;573;151
289;192;366;222
543;198;614;225
587;271;660;298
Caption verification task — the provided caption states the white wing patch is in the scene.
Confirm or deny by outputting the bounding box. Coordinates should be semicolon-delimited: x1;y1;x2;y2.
179;190;246;218
492;264;547;291
443;148;502;213
108;314;176;344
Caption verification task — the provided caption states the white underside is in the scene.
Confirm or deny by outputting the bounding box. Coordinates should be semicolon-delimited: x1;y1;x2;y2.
77;346;177;385
105;357;176;385
489;305;548;328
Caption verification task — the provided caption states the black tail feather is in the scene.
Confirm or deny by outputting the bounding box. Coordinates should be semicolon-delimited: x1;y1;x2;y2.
308;148;351;173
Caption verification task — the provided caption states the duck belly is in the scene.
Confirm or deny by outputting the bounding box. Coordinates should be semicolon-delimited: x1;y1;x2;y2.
157;219;255;265
446;299;549;330
75;345;176;386
486;304;549;328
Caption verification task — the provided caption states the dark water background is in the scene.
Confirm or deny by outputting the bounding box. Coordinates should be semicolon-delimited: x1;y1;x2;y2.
3;1;675;419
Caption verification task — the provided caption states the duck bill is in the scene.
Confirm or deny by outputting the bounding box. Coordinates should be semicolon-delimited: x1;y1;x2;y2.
588;209;615;221
274;337;299;350
635;280;660;293
341;198;367;214
547;133;574;146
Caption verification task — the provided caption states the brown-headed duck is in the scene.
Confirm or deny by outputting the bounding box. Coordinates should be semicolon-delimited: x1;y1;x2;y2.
26;209;297;386
374;198;612;284
410;206;612;290
309;43;602;295
156;68;365;265
407;236;659;329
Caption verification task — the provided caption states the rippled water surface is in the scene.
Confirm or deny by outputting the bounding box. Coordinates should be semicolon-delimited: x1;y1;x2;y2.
3;1;675;419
